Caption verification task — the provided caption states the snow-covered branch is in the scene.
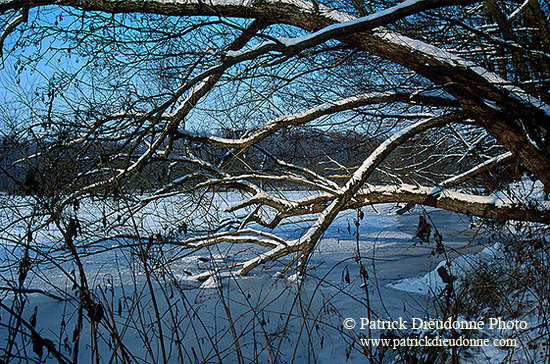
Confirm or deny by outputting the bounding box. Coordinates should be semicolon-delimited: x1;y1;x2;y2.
0;8;27;57
232;180;550;275
236;112;465;274
4;0;548;187
175;91;459;148
441;151;514;188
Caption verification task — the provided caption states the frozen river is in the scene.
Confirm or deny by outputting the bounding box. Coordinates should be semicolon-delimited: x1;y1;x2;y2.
0;195;489;363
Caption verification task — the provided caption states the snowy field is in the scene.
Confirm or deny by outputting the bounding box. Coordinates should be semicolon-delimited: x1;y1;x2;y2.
0;192;525;363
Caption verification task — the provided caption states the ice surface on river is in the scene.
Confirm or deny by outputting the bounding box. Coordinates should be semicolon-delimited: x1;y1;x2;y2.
0;192;491;363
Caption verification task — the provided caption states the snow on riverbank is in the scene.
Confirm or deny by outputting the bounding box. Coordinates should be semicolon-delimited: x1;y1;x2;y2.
387;243;503;295
387;233;550;364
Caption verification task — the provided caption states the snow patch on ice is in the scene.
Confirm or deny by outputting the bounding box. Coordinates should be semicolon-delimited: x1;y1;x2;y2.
199;276;220;289
287;272;301;284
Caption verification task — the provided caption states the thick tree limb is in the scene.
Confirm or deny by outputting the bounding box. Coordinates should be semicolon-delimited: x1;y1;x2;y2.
2;0;547;188
238;112;465;274
235;181;550;275
289;184;550;224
